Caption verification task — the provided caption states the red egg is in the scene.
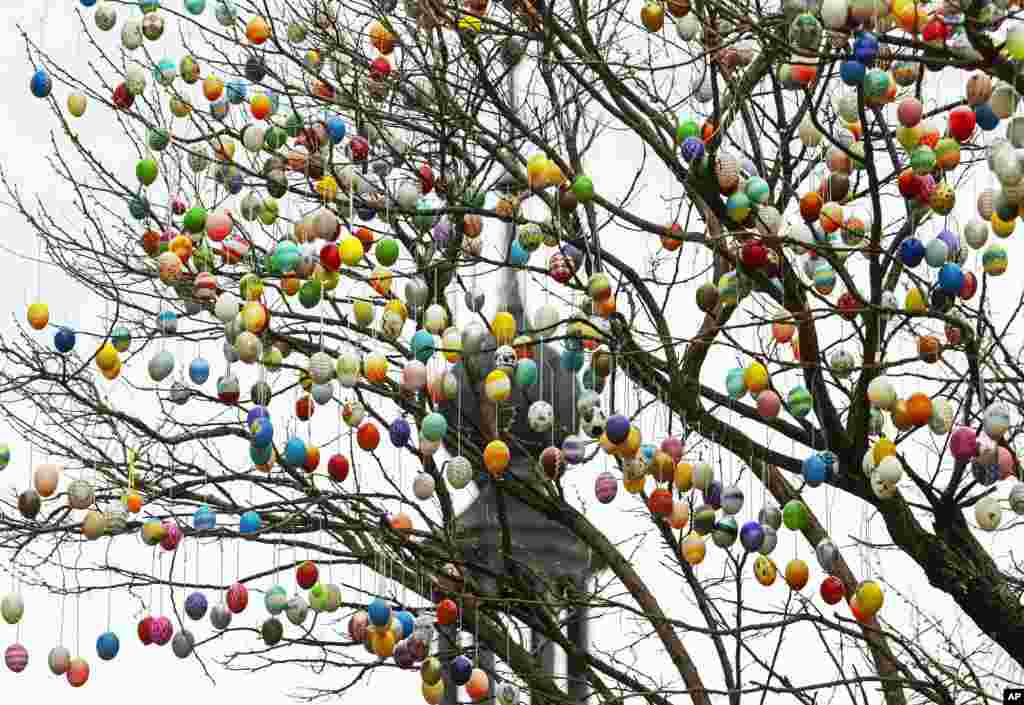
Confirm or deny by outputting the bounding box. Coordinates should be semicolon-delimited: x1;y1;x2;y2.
436;598;458;626
227;582;249;614
958;271;977;300
297;561;319;590
740;239;769;269
820;576;845;605
320;243;341;271
837;291;861;320
138;616;154;645
113;82;134;110
419;164;435;194
296;395;314;421
328;454;350;482
349;136;369;162
647;488;673;516
948;106;976;142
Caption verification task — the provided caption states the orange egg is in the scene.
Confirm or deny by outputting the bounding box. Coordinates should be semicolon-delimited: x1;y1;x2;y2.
354;227;375;247
368;21;396;54
124;492;143;514
304;445;321;473
169;234;193;264
595;296;616;318
799;192;823;221
27;302;49;330
484;440;510;477
891;400;914;431
357;422;380;451
203;75;224;102
250;94;271;120
463;214;483;238
465;669;490;701
906;393;932;426
389;512;413;532
918;335;941;363
246;17;271;44
282;276;301;296
784;559;809;591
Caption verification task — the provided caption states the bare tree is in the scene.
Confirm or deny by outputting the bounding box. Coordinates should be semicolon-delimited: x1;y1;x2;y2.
0;0;1023;702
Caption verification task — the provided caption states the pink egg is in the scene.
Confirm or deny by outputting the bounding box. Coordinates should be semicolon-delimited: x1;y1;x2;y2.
896;97;922;127
949;426;978;461
206;210;233;242
160;520;182;551
5;643;28;673
349;612;369;641
151;616;173;646
999;446;1016;480
756;390;781;419
594;471;618;504
660;437;684;463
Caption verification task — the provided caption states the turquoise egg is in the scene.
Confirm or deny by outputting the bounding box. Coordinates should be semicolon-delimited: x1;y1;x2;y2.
514;358;538;387
264;585;289;615
812;261;836;294
184;0;206;13
420;412;448;442
726;367;747;399
744;177;771;204
788;386;813;418
411;329;435;363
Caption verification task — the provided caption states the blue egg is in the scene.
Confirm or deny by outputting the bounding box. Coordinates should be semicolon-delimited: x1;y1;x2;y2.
389;418;411;447
508;240;530;266
246;405;270;426
81;0;98;6
193;505;216;530
30;69;52;98
326;117;346;143
937;263;964;295
185;591;208;620
451;655;473;685
802;453;827;487
739;521;765;552
395;610;415;639
703;480;723;509
411;329;435;363
189;357;210;384
839;60;865;86
898;238;924;267
211;99;230;121
226;79;248;104
54;327;76;353
606;414;630;444
639;443;657;466
96;631;120;661
284;436;307;467
250;418;274;449
853;32;878;63
680;136;704;162
976;103;999;132
367;597;391;627
239;510;261;534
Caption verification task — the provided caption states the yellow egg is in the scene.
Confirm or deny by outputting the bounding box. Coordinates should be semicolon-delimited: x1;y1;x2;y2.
753;556;777;586
872;437;896;465
371;629;395;658
491;311;517;345
992;212;1015;238
339;236;365;266
681;533;706;565
855;580;884;616
384;299;408;322
674;461;693;491
352;299;375;327
364;353;388;383
623;476;645;494
67;93;87;117
904;287;926;313
743;362;769;394
242;301;268;334
27;302;49;330
316;175;339;201
96;342;119;371
422;680;445;705
484;369;512;402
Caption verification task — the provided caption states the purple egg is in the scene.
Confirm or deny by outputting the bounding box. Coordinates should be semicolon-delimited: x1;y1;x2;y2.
389;418;412;447
432;217;451;244
594;471;618;504
394;640;416;668
562;435;586;465
703;480;723;510
739;521;765;552
936;228;959;258
563;243;584;267
184;592;208;621
606;414;630;445
950;426;978;461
